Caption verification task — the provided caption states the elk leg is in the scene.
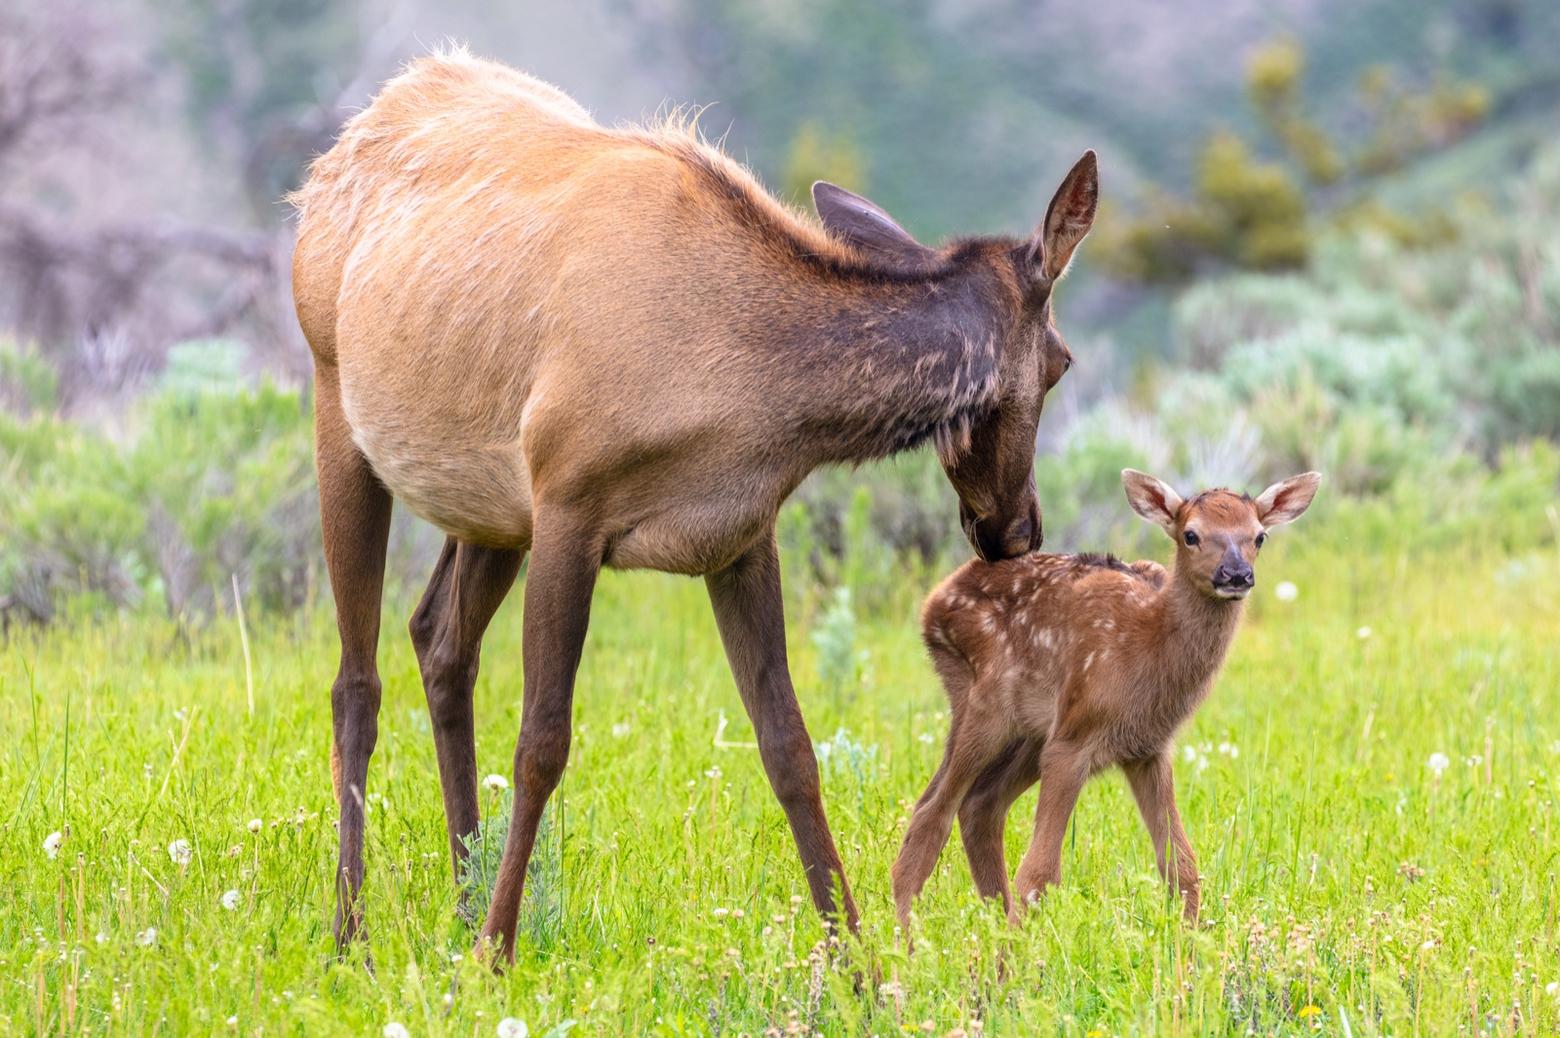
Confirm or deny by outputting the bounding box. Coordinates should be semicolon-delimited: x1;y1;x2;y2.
409;538;523;888
891;708;1006;931
705;531;859;932
316;364;394;952
1010;740;1091;924
1123;752;1200;922
958;737;1043;914
476;518;598;965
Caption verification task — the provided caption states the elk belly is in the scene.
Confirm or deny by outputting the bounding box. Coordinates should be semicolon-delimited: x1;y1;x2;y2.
339;383;534;548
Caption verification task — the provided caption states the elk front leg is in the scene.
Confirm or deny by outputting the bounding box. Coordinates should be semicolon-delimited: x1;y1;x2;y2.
706;531;858;932
1010;740;1091;924
476;518;598;965
1123;752;1200;922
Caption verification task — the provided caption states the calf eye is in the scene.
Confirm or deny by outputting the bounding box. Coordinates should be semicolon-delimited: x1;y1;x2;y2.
1183;530;1200;547
1255;531;1267;549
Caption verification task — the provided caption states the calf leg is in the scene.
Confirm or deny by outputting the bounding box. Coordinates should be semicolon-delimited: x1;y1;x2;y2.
315;365;393;952
1010;740;1091;924
957;737;1042;914
706;532;859;931
891;704;1007;931
1123;753;1200;921
409;538;523;880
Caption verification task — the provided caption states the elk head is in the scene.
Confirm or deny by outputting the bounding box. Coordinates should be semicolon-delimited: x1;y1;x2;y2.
814;150;1099;561
1122;469;1322;599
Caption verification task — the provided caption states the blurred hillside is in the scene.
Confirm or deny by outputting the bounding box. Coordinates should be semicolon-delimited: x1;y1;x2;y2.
3;0;1559;409
3;0;1559;625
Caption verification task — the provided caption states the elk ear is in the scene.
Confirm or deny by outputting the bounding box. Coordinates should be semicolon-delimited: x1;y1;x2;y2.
812;181;932;261
1122;469;1182;535
1025;150;1098;282
1254;472;1321;527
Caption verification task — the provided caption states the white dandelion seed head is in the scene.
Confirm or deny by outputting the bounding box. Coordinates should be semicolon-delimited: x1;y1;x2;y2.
497;1019;529;1038
383;1024;411;1038
1547;980;1559;997
611;722;632;738
220;889;240;911
483;774;509;793
247;818;263;833
168;839;192;865
1427;752;1451;775
135;927;157;947
43;831;63;860
227;1016;238;1027
1274;580;1298;602
1357;625;1372;639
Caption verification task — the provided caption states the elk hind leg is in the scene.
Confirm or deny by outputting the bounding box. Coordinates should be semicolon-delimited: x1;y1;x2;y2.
316;365;393;951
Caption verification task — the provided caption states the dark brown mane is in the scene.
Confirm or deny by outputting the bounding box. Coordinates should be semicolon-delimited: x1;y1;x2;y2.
1070;552;1137;575
669;138;1018;287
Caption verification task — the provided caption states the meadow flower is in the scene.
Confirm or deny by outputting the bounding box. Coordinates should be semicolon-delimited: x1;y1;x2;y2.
168;839;192;865
1547;981;1559;997
220;889;240;911
1356;626;1372;639
43;831;63;859
135;927;157;947
1274;580;1298;602
496;1019;530;1038
383;1024;411;1038
611;722;632;738
246;818;263;833
483;773;509;792
1427;752;1451;775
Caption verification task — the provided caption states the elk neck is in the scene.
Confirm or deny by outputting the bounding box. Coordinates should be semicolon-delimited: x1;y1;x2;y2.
1147;564;1248;699
775;249;1012;468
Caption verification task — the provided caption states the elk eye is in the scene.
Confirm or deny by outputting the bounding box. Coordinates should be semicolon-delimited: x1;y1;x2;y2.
1183;530;1200;547
1255;531;1267;549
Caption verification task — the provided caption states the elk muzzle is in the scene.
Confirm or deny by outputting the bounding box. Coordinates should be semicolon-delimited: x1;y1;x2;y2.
962;493;1042;562
1211;556;1254;598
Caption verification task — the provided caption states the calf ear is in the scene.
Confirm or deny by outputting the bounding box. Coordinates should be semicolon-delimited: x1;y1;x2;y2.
1026;150;1098;282
1254;472;1321;526
812;182;932;261
1122;469;1182;535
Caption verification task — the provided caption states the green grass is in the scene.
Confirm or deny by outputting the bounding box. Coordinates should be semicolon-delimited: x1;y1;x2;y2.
4;529;1559;1036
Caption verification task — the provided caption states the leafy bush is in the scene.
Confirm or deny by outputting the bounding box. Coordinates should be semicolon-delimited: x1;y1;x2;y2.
0;377;317;623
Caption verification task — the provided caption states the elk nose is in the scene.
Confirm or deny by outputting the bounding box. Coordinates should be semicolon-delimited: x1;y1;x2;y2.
1213;563;1254;589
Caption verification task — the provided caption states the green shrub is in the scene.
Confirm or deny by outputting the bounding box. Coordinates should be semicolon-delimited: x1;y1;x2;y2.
0;380;317;623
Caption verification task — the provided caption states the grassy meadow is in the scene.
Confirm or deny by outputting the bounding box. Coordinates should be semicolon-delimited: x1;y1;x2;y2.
5;512;1559;1036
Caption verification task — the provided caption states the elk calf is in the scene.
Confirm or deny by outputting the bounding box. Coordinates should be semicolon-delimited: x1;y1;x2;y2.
892;468;1320;928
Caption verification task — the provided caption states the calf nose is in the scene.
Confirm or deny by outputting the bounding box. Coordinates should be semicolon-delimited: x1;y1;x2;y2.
1214;563;1254;589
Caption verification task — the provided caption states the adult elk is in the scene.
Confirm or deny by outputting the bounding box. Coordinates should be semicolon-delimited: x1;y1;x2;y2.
290;49;1098;962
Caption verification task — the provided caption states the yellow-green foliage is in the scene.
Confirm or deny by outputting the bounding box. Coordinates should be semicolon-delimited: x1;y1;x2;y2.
781;120;867;205
1098;39;1492;284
